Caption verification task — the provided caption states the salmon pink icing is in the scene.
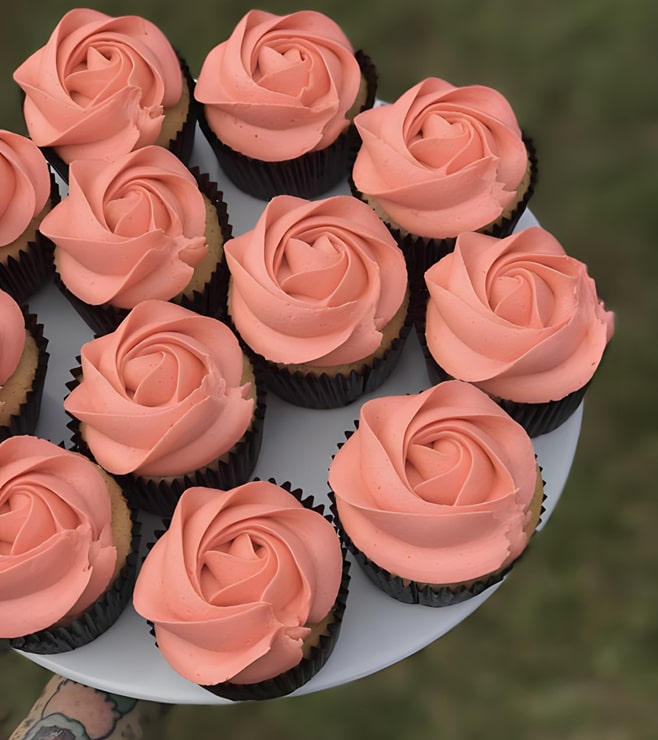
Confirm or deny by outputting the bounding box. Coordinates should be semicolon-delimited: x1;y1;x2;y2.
63;300;254;478
0;130;50;247
195;10;362;161
0;290;25;388
352;77;528;238
0;435;116;638
13;8;182;163
329;381;539;584
133;482;343;685
40;146;208;309
424;227;615;403
225;194;407;366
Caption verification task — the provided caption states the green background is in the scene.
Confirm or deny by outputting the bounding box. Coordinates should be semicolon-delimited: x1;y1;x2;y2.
1;1;656;738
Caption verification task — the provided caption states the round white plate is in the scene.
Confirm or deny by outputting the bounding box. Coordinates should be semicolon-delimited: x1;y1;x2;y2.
17;130;582;704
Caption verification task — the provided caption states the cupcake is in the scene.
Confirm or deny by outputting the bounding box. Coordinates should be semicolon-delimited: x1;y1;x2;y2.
1;436;139;654
0;289;49;442
195;9;377;200
39;145;231;336
133;480;349;700
422;226;615;436
64;300;265;517
329;380;545;606
13;8;196;181
0;130;59;303
224;194;410;408
350;76;537;293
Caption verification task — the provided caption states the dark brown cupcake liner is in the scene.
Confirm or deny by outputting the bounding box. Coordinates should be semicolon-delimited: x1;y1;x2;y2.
0;170;61;304
65;356;267;518
54;165;233;337
418;326;588;438
198;480;351;701
198;50;378;201
349;135;538;300
39;53;198;184
0;308;49;443
10;500;142;654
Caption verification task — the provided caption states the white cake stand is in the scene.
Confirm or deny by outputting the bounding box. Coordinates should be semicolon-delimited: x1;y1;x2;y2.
17;129;582;704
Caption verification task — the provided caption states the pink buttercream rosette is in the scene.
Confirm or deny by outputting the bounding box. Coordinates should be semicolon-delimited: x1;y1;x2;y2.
133;480;349;700
195;9;377;199
13;8;196;180
421;226;615;436
329;381;543;606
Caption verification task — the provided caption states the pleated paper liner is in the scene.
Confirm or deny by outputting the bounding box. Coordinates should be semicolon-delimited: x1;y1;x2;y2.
349;135;539;312
10;501;141;654
418;326;589;438
0;169;61;304
0;309;49;443
197;50;378;201
53;166;233;337
39;53;199;184
65;357;268;519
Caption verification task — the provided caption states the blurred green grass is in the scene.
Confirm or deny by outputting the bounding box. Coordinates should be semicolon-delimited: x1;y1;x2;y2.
1;1;656;738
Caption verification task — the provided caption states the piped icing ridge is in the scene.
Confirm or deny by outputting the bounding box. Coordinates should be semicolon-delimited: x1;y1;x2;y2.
352;77;528;239
195;9;362;162
0;290;25;387
13;8;183;163
40;146;208;309
63;300;254;478
329;380;539;584
0;435;117;638
0;130;50;247
133;481;343;685
424;226;615;403
225;194;407;367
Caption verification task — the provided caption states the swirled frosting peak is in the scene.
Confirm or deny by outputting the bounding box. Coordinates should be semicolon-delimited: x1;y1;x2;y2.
133;482;343;685
352;77;528;238
195;10;362;161
63;300;254;478
225;194;407;366
13;8;182;163
424;226;615;402
0;289;25;387
0;130;50;247
329;380;539;584
0;435;116;638
40;146;208;309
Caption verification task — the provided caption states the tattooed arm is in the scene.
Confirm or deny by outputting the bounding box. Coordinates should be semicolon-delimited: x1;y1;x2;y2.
10;675;167;740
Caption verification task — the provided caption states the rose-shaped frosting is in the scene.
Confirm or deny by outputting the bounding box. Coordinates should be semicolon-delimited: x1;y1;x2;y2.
0;130;50;247
329;381;539;584
63;300;254;477
40;146;208;309
0;435;116;638
424;227;615;403
194;9;362;161
0;289;25;388
133;482;343;685
352;77;528;238
225;194;407;367
13;8;183;163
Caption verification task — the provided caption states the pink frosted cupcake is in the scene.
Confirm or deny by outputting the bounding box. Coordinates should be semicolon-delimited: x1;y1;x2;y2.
1;436;139;654
350;77;537;290
133;480;348;700
64;300;265;517
224;194;410;407
13;8;196;181
422;227;615;436
329;380;545;606
40;146;231;336
195;9;377;200
0;130;59;303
